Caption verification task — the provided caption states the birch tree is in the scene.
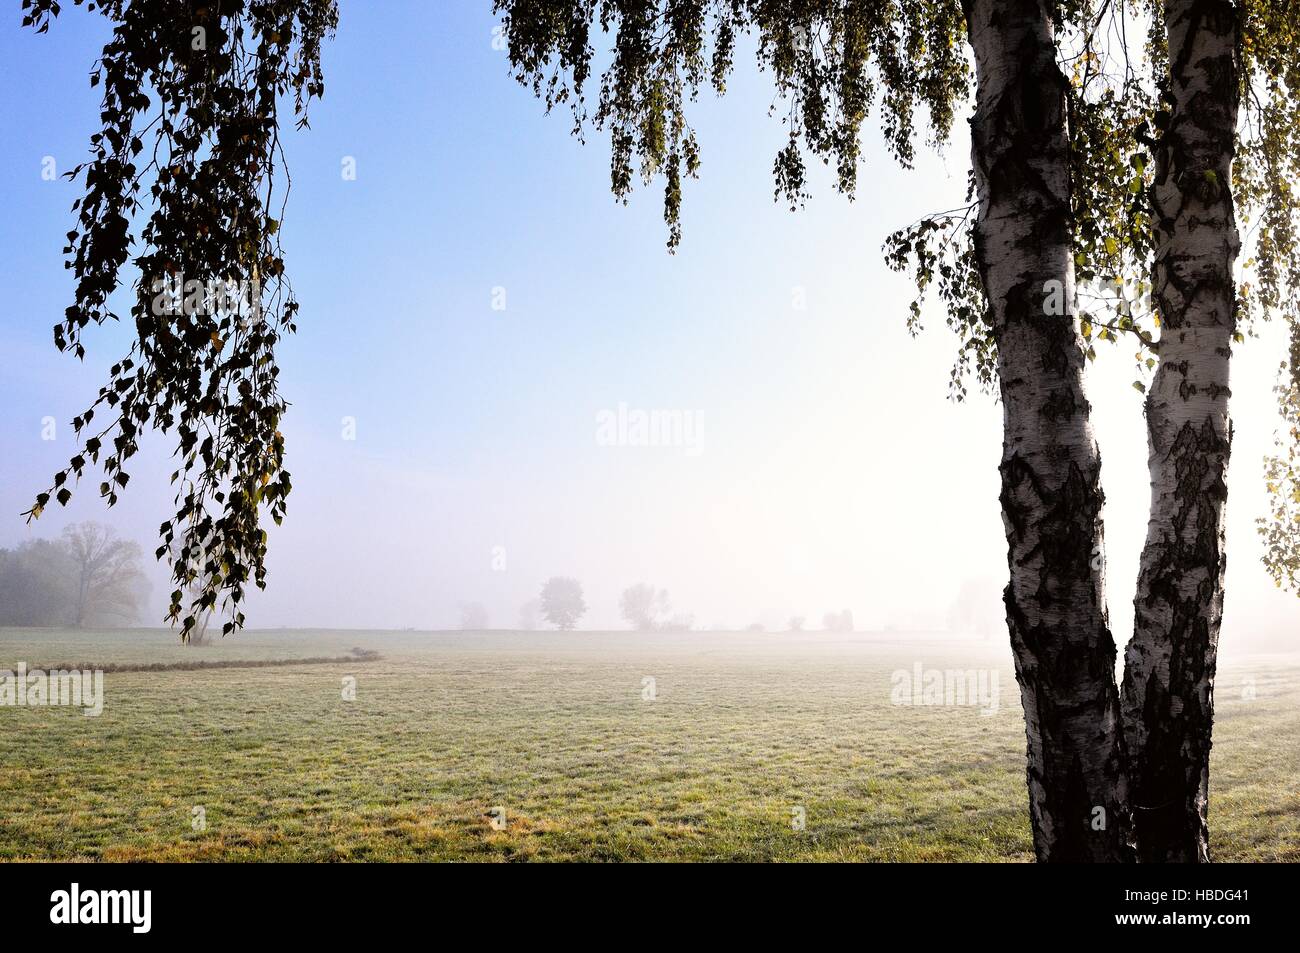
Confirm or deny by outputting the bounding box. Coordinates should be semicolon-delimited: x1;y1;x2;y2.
1120;0;1300;862
495;0;1300;862
497;0;1130;861
19;0;1300;862
962;0;1131;861
1118;0;1242;865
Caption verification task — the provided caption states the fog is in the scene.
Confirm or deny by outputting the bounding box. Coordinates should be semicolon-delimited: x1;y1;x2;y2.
1;4;1296;655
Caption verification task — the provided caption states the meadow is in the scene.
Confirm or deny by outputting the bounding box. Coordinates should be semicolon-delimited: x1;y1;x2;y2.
0;627;1296;862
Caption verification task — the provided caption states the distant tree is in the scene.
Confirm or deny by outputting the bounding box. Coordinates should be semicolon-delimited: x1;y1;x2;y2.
619;582;675;631
0;539;76;626
745;622;765;633
62;522;147;627
1;523;149;628
619;583;657;631
458;602;489;630
518;599;541;631
658;613;694;633
822;610;854;633
539;577;586;631
788;616;805;633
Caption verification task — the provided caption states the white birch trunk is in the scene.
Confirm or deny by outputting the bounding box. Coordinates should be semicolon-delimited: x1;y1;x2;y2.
1121;0;1241;863
964;0;1132;861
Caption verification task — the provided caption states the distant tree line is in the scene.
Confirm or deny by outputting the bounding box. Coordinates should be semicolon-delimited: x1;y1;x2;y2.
0;522;148;627
493;578;855;634
459;578;590;632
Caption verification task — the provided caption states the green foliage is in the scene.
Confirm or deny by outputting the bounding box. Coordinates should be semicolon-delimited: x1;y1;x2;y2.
21;0;338;640
1052;0;1300;595
496;1;1169;398
500;0;1300;589
1239;0;1300;337
882;195;988;400
1237;0;1300;592
496;0;969;249
1064;1;1162;360
1260;323;1300;590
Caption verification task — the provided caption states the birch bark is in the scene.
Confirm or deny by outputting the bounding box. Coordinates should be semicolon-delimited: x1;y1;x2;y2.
964;0;1132;861
1121;0;1241;864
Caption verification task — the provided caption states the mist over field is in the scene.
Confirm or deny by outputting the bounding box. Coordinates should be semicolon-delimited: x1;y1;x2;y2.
1;625;1295;862
1;0;1299;880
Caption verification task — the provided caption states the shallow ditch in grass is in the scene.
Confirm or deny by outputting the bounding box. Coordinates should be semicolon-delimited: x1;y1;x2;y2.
15;647;381;673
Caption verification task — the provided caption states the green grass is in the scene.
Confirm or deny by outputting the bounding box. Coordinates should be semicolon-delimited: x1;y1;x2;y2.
0;627;1296;861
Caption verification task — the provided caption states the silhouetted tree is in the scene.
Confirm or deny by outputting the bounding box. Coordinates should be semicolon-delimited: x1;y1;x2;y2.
62;522;147;627
619;583;669;631
539;577;586;631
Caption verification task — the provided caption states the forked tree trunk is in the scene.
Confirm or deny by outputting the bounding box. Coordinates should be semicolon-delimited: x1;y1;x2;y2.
964;0;1133;862
1121;0;1241;864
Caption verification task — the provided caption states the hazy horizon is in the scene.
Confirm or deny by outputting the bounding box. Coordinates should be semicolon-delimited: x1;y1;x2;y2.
2;3;1297;652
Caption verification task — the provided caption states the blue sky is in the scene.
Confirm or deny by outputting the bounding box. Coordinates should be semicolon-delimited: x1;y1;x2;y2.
1;2;1297;646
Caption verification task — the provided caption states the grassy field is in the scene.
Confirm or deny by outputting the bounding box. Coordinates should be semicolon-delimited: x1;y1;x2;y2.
0;627;1296;862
